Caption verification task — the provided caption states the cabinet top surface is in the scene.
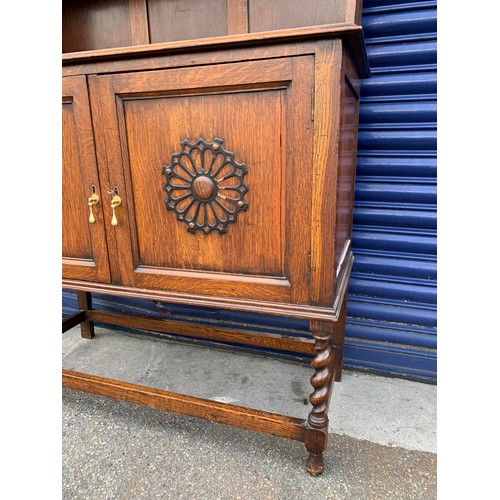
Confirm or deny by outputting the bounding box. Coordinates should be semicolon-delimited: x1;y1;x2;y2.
63;23;370;78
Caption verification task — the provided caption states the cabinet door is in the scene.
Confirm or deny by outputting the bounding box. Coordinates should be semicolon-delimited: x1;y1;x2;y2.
93;57;314;304
62;76;111;283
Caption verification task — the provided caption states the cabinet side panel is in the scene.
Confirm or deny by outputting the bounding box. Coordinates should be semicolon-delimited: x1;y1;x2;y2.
309;40;343;308
334;65;360;284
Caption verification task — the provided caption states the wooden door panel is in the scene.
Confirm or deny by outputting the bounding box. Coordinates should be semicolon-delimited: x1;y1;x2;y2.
62;76;111;283
62;102;93;260
123;90;283;276
95;57;313;303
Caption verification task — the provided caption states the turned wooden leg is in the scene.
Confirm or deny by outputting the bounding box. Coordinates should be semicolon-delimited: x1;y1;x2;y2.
305;320;337;476
77;291;94;339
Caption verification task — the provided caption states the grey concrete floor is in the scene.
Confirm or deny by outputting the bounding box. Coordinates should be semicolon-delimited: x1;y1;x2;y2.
62;326;437;499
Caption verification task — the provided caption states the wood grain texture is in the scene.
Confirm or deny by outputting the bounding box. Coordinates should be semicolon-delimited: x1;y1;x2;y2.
63;370;307;441
148;0;228;43
305;320;339;475
102;56;293;92
309;39;343;307
248;0;346;32
62;0;149;51
94;59;289;294
128;0;149;45
62;98;93;260
132;272;291;302
346;0;364;25
62;0;364;54
89;310;315;354
77;291;95;339
93;56;314;303
63;0;135;52
86;75;123;285
88;74;138;288
123;90;283;276
227;0;249;34
286;56;314;305
62;76;111;283
61;5;368;473
62;41;316;77
333;67;359;296
62;23;369;77
307;321;337;432
62;279;341;321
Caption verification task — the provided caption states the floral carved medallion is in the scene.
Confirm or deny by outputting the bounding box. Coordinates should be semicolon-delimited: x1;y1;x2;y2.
162;138;249;234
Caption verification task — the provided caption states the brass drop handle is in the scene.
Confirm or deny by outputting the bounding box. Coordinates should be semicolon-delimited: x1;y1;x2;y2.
88;189;99;224
110;194;122;226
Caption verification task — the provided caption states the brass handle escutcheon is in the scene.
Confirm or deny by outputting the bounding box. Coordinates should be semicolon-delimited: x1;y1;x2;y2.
111;195;122;226
88;192;99;224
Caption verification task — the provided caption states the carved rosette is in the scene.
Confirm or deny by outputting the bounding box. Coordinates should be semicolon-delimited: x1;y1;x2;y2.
162;138;249;234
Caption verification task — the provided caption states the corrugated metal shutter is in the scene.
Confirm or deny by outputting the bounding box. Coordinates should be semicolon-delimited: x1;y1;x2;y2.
63;0;437;381
344;0;437;379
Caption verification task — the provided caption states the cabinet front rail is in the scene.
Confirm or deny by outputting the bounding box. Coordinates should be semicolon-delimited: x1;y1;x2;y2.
88;310;316;355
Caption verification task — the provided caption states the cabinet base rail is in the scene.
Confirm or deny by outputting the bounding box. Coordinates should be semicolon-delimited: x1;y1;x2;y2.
62;369;308;441
62;293;344;476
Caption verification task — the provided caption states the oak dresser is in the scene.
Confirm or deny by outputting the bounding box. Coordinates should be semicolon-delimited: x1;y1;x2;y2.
62;0;370;475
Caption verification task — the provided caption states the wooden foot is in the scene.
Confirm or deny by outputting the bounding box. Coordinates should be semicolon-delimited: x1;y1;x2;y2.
306;453;324;476
77;291;94;339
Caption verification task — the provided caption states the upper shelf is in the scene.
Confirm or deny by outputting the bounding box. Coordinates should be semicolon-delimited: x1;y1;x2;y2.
63;0;364;52
62;0;369;76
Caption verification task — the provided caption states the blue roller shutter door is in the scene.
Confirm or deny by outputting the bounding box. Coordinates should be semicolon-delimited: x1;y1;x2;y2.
345;0;437;379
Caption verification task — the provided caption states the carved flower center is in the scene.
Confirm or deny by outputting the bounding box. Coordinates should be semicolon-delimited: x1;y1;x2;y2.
192;176;215;200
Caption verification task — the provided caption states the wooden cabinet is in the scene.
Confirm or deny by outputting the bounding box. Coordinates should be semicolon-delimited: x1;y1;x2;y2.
62;0;370;476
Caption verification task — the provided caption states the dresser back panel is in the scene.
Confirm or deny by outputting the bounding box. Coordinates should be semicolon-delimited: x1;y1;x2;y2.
148;0;229;43
62;0;363;53
63;0;138;52
248;0;346;32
